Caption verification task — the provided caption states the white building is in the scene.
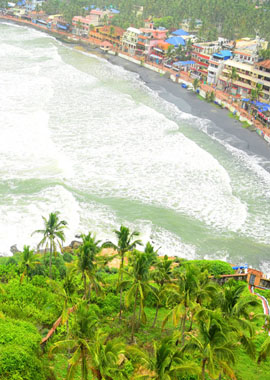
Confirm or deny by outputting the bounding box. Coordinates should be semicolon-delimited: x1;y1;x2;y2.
122;27;141;54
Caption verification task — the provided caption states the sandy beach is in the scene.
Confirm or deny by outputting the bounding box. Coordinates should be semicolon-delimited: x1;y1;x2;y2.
105;54;270;170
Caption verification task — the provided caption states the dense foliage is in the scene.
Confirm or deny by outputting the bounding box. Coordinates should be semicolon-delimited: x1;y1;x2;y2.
0;212;270;379
39;0;270;40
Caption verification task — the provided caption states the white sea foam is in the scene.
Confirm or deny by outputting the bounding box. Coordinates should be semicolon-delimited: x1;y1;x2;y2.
0;24;270;269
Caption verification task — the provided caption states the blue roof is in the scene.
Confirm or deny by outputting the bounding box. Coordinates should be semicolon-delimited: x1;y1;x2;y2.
173;60;195;67
165;36;186;47
110;8;120;14
17;0;25;5
213;50;232;60
172;28;189;36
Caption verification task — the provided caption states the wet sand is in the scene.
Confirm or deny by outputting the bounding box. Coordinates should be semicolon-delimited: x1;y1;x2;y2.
106;54;270;169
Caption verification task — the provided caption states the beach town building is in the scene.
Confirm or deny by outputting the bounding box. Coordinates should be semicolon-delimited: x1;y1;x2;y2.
87;9;104;26
254;60;270;101
218;60;255;97
89;25;124;48
25;0;43;12
122;27;141;54
218;58;270;100
165;36;186;48
207;50;232;85
233;49;259;64
72;16;93;36
172;60;196;73
135;26;168;58
150;41;171;63
191;42;220;79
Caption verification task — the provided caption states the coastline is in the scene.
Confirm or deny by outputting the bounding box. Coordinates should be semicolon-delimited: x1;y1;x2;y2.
1;16;270;169
105;54;270;168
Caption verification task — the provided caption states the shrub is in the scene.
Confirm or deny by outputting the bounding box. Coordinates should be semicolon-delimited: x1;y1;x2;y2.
0;318;45;380
186;260;234;276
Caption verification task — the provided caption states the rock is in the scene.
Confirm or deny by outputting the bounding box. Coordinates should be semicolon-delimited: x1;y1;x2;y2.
10;244;20;255
69;240;82;249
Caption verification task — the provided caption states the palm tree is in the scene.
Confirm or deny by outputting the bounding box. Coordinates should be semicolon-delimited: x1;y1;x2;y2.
122;250;155;342
228;66;239;93
183;309;236;380
251;83;263;102
127;336;200;379
73;233;102;299
32;212;67;278
258;336;270;364
103;226;142;320
218;281;259;357
163;264;200;345
193;78;201;91
50;301;97;380
151;255;173;328
89;330;126;379
19;245;40;283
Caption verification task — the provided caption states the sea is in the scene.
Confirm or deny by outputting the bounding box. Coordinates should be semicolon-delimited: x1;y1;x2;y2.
1;22;270;272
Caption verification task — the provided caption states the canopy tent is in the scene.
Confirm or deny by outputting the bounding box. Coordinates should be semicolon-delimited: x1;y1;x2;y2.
173;60;195;67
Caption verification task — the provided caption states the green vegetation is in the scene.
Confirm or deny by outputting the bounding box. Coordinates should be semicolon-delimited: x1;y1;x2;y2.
40;0;270;41
0;211;270;379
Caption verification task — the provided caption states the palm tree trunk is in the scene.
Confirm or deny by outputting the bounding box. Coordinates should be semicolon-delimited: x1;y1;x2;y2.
181;311;187;345
131;287;138;343
119;254;124;321
152;304;159;328
49;241;52;279
83;273;87;298
202;358;207;380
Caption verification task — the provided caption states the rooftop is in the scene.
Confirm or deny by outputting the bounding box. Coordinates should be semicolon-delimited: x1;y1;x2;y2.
165;36;185;47
256;60;270;69
172;28;189;36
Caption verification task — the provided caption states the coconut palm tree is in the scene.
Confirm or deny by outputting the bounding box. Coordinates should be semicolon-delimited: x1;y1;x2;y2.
19;245;40;283
228;66;239;93
89;330;127;380
163;264;200;344
183;309;236;380
50;301;97;380
258;336;270;364
32;212;67;278
151;255;173;328
103;226;142;320
251;83;264;102
126;336;200;379
122;250;155;342
193;78;201;91
73;233;102;299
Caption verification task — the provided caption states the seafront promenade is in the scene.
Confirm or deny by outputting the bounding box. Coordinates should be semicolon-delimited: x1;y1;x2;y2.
1;13;270;144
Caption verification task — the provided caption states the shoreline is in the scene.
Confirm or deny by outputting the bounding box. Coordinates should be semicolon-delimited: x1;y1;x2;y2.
104;54;270;169
1;16;270;168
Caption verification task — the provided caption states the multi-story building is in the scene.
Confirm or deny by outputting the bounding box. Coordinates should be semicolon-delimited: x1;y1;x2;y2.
254;60;270;101
218;60;255;97
89;25;124;48
135;27;168;57
233;49;259;64
218;58;270;101
191;42;220;78
72;16;93;36
122;27;141;54
207;50;232;84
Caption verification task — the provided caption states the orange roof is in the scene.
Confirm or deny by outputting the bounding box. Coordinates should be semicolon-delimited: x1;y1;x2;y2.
101;41;113;47
99;25;124;37
234;51;251;56
256;59;270;69
158;41;170;49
